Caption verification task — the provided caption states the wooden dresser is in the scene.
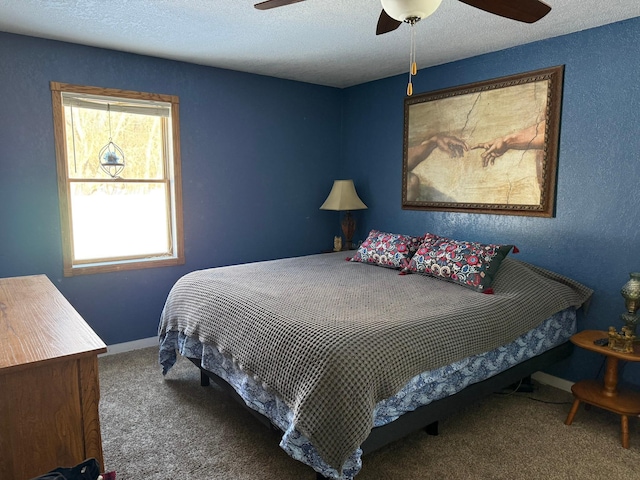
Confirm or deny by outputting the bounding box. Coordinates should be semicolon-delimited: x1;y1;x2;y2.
0;275;107;480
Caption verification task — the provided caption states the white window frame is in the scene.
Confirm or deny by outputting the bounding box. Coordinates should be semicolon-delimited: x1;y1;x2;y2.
50;82;185;276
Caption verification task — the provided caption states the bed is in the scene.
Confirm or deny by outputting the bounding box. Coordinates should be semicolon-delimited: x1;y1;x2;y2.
158;234;592;480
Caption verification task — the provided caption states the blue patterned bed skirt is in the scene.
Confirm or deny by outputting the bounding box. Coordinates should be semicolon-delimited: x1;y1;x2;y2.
159;308;576;479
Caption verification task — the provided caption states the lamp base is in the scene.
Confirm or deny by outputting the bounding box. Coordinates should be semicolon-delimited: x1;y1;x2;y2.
621;312;639;336
341;211;356;250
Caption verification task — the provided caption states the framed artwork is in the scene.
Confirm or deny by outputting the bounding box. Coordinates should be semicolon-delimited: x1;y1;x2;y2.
402;65;564;217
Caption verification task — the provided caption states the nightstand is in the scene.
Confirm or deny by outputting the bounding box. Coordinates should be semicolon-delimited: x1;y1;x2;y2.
564;329;640;448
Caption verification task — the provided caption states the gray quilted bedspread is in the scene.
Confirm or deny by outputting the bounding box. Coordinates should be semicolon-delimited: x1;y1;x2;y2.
158;252;592;473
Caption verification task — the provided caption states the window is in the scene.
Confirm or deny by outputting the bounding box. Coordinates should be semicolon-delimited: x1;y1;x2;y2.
51;82;184;276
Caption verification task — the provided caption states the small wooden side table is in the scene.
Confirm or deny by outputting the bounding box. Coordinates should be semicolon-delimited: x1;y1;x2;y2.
565;329;640;448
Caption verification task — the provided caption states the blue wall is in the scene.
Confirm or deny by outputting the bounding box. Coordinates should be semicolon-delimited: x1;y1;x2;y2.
0;32;343;345
1;17;639;386
342;17;640;385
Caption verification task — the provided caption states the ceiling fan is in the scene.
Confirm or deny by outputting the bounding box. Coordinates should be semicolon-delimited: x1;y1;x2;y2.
254;0;552;94
254;0;551;33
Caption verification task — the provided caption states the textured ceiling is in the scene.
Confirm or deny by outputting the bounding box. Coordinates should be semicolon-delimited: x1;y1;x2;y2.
0;0;638;88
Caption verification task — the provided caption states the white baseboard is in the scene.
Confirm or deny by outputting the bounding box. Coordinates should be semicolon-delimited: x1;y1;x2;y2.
532;371;574;393
101;336;157;356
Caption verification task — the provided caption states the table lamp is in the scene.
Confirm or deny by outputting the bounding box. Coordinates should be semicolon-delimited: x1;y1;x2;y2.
620;272;640;335
320;180;367;250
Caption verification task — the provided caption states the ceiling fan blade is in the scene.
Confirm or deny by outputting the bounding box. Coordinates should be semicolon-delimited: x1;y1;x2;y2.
376;9;403;35
458;0;551;23
254;0;305;10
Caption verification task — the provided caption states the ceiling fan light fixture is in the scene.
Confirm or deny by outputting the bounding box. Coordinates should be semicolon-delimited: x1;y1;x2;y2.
380;0;443;22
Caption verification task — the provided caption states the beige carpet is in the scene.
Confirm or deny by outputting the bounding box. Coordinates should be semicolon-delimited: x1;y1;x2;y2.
99;347;640;479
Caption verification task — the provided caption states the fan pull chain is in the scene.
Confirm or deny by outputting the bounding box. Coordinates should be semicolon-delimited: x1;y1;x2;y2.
407;19;418;96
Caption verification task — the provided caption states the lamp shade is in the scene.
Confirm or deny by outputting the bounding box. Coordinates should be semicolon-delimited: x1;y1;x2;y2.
319;180;367;211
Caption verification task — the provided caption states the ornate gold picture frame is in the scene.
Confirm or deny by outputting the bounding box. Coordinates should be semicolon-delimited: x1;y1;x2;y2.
402;65;564;217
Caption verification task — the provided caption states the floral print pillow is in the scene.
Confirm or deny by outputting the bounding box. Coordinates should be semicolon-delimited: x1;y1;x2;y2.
407;236;516;293
349;229;424;270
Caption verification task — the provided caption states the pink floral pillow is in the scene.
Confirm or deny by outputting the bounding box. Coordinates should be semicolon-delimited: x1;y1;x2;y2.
349;230;424;270
406;235;517;293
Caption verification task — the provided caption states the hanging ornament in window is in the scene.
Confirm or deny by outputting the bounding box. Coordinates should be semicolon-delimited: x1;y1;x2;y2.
98;104;125;178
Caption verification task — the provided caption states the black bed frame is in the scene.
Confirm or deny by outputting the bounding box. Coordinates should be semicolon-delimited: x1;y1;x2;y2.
188;341;573;479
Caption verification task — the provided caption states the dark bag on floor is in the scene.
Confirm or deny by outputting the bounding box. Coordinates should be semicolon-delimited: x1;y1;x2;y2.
30;458;101;480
